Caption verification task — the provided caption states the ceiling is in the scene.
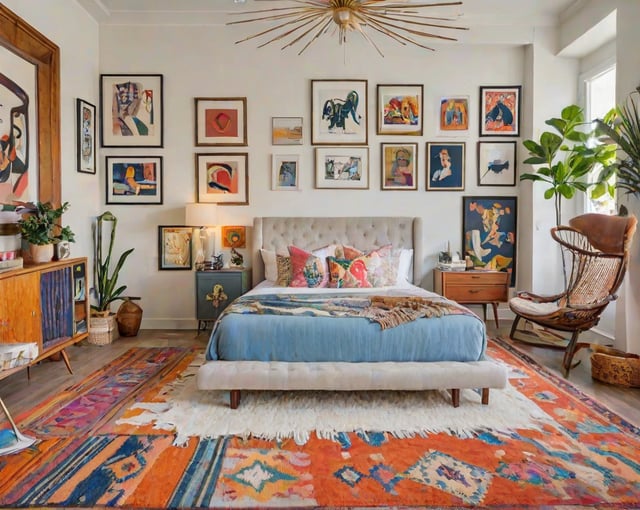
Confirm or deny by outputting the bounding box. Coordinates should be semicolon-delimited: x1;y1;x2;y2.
78;0;580;28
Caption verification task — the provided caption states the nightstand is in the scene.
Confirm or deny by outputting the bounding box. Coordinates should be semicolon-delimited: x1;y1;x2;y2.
433;268;510;327
195;268;251;332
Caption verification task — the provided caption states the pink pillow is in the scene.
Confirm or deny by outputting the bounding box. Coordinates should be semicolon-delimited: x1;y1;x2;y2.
288;244;336;288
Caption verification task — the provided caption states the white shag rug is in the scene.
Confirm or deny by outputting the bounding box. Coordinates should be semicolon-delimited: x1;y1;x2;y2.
117;355;554;446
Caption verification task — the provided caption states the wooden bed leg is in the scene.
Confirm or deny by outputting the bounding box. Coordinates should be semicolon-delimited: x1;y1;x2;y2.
481;388;489;405
450;389;460;407
230;390;241;409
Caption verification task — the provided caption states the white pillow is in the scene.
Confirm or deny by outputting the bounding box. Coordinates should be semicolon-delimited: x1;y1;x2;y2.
260;248;285;282
396;248;413;284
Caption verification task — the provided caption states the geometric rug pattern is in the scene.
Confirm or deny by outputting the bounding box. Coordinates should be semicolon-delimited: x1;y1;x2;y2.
0;341;639;508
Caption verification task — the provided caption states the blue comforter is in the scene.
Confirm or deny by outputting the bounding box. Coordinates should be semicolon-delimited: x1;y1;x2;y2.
205;291;487;363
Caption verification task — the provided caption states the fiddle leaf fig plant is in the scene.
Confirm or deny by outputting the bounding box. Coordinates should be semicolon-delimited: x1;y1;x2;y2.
520;104;618;226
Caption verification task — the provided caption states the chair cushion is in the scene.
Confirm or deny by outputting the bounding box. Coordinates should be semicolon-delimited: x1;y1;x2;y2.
509;297;559;317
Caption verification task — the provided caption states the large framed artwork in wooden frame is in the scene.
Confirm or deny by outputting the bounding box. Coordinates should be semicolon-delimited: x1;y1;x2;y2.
0;5;60;206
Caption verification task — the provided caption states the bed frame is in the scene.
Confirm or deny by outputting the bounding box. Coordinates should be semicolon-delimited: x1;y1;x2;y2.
197;216;508;408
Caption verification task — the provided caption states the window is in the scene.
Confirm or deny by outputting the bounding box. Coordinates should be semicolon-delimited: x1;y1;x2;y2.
581;63;616;215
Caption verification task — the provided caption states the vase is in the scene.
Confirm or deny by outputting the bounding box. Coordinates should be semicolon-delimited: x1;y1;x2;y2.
29;243;54;263
53;241;70;260
116;299;143;337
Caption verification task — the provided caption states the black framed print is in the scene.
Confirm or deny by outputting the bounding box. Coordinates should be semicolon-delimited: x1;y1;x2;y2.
76;98;96;174
478;141;517;186
100;73;164;147
105;155;163;205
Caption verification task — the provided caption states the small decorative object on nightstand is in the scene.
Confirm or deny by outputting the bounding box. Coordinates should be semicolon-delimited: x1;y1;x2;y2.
195;268;251;332
434;268;510;327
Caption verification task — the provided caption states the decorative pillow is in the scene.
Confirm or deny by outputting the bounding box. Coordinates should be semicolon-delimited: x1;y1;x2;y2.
288;244;337;288
360;244;398;287
335;244;364;260
327;256;372;288
396;248;413;284
275;255;291;286
260;249;284;282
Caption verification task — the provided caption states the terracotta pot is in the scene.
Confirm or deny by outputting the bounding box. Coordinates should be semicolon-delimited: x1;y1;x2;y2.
116;299;143;337
29;243;54;263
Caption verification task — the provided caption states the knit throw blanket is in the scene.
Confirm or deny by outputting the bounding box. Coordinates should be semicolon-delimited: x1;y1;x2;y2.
222;293;474;330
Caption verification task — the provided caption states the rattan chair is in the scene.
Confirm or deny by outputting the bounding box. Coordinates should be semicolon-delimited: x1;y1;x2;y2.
509;213;637;377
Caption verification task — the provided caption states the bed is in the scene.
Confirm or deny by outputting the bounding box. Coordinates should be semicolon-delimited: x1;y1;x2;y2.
197;216;508;408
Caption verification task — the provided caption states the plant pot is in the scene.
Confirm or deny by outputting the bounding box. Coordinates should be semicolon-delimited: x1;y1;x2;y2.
53;241;71;260
29;243;54;263
88;313;119;345
116;299;143;337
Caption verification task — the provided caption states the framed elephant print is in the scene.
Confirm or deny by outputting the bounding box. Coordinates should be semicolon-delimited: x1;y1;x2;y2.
311;79;367;145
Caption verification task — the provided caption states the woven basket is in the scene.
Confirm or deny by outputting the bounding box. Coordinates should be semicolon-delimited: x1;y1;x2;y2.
88;314;119;345
590;344;640;388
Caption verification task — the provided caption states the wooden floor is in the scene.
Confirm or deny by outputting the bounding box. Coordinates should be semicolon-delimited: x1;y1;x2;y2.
1;321;639;426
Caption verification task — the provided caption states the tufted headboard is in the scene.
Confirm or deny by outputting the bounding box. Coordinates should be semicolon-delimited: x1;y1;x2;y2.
252;216;423;287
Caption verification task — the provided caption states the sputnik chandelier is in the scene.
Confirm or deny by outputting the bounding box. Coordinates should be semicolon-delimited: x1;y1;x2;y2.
227;0;468;56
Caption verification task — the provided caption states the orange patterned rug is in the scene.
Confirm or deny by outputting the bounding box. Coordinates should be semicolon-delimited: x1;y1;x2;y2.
0;339;638;509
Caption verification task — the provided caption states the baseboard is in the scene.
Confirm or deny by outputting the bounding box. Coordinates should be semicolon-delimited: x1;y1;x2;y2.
140;318;198;330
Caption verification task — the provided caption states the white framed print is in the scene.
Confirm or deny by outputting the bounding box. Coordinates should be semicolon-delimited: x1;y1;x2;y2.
314;147;369;189
272;154;301;191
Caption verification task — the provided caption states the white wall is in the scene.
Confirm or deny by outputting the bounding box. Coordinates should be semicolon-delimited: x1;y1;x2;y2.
2;0;101;274
97;23;531;328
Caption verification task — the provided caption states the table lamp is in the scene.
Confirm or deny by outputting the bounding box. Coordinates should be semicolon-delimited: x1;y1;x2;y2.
184;203;218;264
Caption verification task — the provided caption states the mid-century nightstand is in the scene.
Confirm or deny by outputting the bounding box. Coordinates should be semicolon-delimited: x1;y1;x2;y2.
195;268;251;332
433;268;510;327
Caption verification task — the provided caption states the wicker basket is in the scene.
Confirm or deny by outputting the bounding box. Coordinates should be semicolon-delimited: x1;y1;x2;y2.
590;344;640;388
88;314;119;345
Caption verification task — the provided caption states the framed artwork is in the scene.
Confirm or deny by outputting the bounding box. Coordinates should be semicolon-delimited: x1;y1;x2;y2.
222;226;247;248
158;226;193;270
100;74;164;147
272;154;301;191
195;97;247;146
315;147;369;189
479;85;521;137
311;79;367;145
272;117;303;145
439;96;469;132
462;196;517;286
477;141;517;186
76;98;96;174
105;156;163;205
381;143;418;190
196;152;249;205
377;84;423;136
0;6;60;206
426;142;465;191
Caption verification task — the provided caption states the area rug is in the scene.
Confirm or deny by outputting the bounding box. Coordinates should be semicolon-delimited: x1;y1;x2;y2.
15;346;192;436
113;352;550;445
0;340;639;509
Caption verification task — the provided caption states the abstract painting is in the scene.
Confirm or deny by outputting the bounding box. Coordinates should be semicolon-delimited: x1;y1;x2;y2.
196;152;248;205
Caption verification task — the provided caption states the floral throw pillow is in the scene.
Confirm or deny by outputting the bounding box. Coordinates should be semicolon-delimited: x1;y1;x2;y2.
334;244;398;287
327;256;372;288
288;244;336;288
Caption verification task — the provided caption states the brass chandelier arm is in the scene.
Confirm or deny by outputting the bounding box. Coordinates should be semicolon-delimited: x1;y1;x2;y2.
228;0;467;55
232;11;325;44
353;12;437;50
364;12;464;40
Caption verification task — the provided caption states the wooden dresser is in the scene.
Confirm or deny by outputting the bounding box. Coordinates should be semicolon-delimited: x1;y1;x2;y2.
433;268;510;327
0;257;89;380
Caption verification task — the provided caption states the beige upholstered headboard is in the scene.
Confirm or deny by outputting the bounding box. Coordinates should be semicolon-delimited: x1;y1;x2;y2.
251;216;423;287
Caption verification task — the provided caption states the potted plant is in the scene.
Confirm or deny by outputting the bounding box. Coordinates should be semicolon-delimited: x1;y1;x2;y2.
17;201;74;263
89;211;137;344
597;86;640;199
520;105;618;226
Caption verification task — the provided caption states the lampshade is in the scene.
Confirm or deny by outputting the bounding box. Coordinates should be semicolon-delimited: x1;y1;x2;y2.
185;203;218;227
